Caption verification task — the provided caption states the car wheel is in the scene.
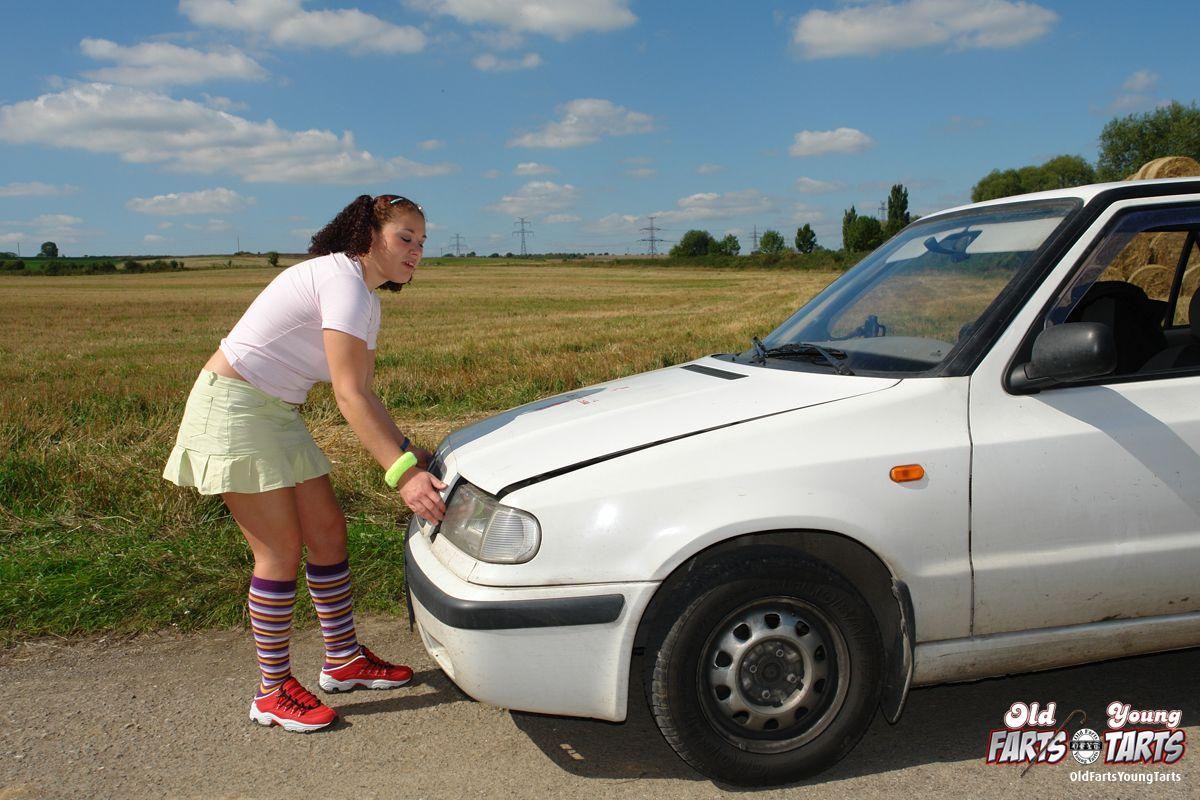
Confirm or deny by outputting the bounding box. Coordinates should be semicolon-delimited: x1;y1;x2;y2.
646;553;882;786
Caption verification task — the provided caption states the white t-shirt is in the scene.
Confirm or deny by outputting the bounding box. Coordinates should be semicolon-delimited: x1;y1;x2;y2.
219;252;381;404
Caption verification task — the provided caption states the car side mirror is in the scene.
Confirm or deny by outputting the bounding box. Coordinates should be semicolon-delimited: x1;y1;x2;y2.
1008;322;1117;393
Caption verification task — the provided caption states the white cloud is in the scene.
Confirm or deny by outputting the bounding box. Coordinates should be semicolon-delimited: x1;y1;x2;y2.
626;167;655;178
143;233;167;243
181;0;425;54
587;212;639;233
791;203;828;224
32;214;83;228
0;181;79;197
652;189;774;224
1107;69;1161;113
414;0;635;40
0;213;85;244
127;187;252;216
80;38;267;87
418;138;445;150
509;98;653;148
486;180;578;217
793;0;1057;59
201;93;248;111
544;213;581;223
482;168;502;179
795;176;842;193
789;128;874;157
696;162;724;174
514;161;556;175
472;52;542;71
1122;69;1158;93
471;29;526;50
158;221;174;229
0;84;458;184
183;218;233;232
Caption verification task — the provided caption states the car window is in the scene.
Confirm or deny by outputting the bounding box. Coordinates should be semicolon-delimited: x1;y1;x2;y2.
756;202;1079;376
1094;230;1200;327
1046;204;1200;378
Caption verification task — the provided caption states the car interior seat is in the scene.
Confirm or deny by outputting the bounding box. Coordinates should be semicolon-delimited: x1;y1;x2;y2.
1065;280;1167;373
1141;291;1200;371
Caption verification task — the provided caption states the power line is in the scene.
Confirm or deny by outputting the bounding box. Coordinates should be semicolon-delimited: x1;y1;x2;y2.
513;217;533;256
449;233;467;256
751;225;760;252
639;215;663;256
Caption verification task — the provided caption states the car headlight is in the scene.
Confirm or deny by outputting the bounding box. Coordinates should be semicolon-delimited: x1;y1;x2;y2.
438;482;541;564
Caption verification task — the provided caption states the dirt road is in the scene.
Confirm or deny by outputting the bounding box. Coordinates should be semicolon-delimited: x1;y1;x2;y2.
2;617;1196;799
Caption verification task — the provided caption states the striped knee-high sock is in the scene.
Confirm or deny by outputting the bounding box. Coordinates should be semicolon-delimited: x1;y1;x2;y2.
305;559;361;670
248;575;296;696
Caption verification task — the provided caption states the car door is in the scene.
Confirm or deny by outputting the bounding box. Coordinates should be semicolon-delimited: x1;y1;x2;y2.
969;200;1200;635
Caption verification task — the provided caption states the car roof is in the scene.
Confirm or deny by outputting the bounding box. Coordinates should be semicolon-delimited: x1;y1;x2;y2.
926;177;1200;221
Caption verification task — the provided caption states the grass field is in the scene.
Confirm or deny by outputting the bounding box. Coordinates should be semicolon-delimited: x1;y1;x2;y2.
0;262;838;641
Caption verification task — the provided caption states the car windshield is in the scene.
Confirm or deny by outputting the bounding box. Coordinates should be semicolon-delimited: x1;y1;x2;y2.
745;200;1080;376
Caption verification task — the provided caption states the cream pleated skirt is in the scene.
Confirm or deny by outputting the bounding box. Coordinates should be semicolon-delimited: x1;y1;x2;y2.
163;371;331;495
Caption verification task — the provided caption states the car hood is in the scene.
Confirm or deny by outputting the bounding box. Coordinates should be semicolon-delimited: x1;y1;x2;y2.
438;355;899;495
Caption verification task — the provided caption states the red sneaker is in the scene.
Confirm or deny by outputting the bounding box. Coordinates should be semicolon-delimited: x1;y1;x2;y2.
318;646;414;692
249;677;338;732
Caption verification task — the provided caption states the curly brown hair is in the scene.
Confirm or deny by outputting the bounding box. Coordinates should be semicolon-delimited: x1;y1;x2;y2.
308;194;425;292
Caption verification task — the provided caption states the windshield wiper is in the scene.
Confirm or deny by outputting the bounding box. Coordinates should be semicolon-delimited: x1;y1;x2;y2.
761;342;855;375
751;336;769;364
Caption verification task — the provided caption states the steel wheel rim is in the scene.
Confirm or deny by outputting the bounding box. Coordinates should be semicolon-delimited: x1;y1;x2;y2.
697;596;850;754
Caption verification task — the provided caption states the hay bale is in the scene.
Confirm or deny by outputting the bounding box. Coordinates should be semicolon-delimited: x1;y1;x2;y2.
1128;156;1200;180
1128;264;1173;300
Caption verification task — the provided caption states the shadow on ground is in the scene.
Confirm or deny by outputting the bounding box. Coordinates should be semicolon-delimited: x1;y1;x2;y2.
510;648;1200;788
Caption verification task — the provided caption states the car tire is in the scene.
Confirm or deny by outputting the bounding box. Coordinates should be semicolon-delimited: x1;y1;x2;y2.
645;552;882;786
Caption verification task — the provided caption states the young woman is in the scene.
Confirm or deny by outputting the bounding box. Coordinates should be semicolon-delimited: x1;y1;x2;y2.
163;194;447;732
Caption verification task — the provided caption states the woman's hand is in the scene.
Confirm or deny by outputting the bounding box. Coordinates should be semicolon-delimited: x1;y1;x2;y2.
399;468;448;523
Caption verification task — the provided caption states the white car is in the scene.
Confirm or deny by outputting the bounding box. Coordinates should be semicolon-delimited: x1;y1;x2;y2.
405;179;1200;786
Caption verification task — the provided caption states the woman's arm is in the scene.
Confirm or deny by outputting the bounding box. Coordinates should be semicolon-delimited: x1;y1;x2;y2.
324;329;446;521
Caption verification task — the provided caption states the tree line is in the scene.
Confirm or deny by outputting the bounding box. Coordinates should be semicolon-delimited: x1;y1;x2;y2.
972;101;1200;201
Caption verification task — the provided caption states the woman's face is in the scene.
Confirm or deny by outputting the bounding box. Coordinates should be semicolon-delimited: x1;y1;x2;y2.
372;210;426;285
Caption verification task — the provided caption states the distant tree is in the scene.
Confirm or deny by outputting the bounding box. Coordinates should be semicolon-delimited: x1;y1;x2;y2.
713;233;741;256
489;252;501;258
844;215;884;252
505;252;514;258
758;229;786;255
841;206;859;249
39;241;58;259
972;155;1096;201
670;229;717;257
795;223;818;254
1039;154;1097;189
266;251;279;267
466;251;477;257
1097;101;1200;180
884;184;911;237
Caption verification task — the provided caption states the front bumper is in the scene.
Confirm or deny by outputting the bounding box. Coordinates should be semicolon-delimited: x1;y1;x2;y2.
404;527;659;721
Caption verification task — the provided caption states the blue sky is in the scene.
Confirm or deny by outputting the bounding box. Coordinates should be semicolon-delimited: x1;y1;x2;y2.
0;0;1196;257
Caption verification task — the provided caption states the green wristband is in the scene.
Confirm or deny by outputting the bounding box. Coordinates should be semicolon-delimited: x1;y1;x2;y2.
384;451;419;488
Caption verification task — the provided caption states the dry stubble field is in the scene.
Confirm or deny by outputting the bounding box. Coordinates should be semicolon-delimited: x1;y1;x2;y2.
0;262;838;640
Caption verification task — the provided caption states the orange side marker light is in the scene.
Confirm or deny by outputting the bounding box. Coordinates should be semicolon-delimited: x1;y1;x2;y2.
890;464;925;483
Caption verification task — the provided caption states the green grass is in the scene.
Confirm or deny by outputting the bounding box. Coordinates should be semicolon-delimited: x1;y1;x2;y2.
0;261;838;642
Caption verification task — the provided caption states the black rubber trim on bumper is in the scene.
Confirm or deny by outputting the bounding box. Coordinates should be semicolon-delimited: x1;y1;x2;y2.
404;537;626;630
